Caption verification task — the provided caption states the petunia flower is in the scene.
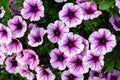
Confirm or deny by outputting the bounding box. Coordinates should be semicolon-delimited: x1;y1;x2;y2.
0;23;12;44
59;3;83;27
0;51;5;65
54;0;67;3
19;65;34;80
47;20;69;43
28;27;46;47
61;70;84;80
80;2;102;20
21;0;44;21
107;70;120;80
67;54;88;75
5;56;20;73
35;66;55;80
8;15;27;38
16;49;39;70
83;50;104;71
58;32;84;56
50;48;68;70
109;16;120;31
28;23;37;30
89;28;116;54
0;7;5;18
88;70;106;80
6;38;23;55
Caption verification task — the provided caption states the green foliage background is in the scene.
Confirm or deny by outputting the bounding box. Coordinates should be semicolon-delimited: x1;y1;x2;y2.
0;0;120;80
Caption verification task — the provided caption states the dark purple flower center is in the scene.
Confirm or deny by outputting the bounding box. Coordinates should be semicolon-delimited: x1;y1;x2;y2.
92;56;99;62
12;39;19;45
86;8;95;14
114;19;120;28
58;54;64;61
111;76;117;80
99;38;106;44
75;59;82;66
31;5;38;12
2;29;7;35
34;36;41;42
11;60;18;67
67;40;74;48
68;11;75;19
94;72;99;77
17;23;22;30
43;70;49;76
68;74;75;80
54;29;60;36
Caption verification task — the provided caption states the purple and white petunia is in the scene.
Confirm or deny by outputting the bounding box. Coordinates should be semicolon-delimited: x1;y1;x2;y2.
47;20;69;43
35;66;56;80
58;32;84;56
80;2;102;20
61;70;84;80
19;65;34;80
54;0;67;3
50;48;68;70
59;3;83;27
88;70;106;80
5;56;20;73
89;28;116;54
0;7;5;18
0;23;12;44
83;50;104;71
21;0;44;21
6;38;23;55
67;54;88;75
28;27;46;47
8;16;27;38
0;51;5;65
17;49;39;70
107;70;120;80
109;16;120;31
115;0;120;9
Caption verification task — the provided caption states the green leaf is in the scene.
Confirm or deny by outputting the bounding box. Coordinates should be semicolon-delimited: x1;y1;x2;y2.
99;1;113;10
115;58;120;70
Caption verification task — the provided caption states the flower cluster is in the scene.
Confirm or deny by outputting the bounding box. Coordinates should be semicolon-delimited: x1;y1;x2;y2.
0;0;120;80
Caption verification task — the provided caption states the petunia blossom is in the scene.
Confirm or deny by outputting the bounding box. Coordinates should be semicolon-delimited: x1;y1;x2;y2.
50;48;68;70
28;27;46;47
6;38;23;55
61;70;84;80
59;3;83;27
107;70;120;80
19;65;34;80
8;15;27;38
109;16;120;31
0;7;5;18
67;54;88;75
83;50;104;71
89;28;116;54
58;32;84;56
16;49;39;70
47;20;69;43
5;56;20;73
21;0;44;21
0;23;12;44
80;2;102;20
35;66;55;80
